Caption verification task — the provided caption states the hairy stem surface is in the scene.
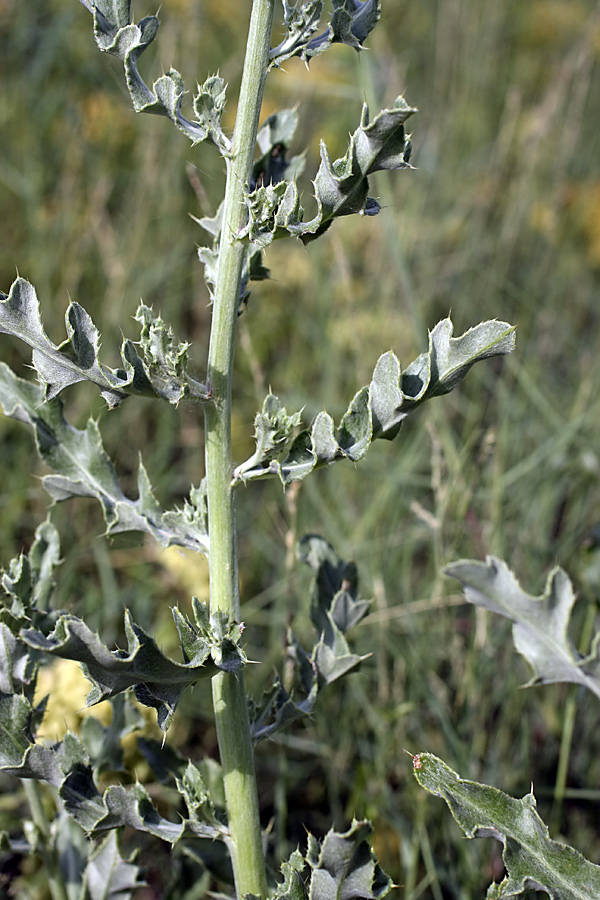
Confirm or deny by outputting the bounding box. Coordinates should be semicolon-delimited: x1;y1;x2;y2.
204;0;274;896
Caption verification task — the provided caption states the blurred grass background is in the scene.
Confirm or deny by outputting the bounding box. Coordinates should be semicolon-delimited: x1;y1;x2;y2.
2;0;600;897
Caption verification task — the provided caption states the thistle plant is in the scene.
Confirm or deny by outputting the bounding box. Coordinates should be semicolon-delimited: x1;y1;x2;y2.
5;2;594;899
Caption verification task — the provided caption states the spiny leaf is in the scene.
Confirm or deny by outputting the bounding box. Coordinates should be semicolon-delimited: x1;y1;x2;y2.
328;0;381;49
272;849;308;900
270;0;381;68
299;535;370;685
0;363;209;554
21;603;245;731
0;278;208;407
79;1;230;152
240;97;415;248
175;760;223;836
62;769;182;842
1;517;61;624
0;688;223;842
197;200;271;310
0;624;38;701
250;636;318;742
412;752;600;899
0;692;39;773
302;820;392;900
250;537;369;741
60;757;222;843
197;109;304;309
237;395;304;478
271;821;392;900
234;319;516;485
270;0;324;67
445;556;600;700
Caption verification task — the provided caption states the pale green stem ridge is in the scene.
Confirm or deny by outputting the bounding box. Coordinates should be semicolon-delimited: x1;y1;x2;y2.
204;1;275;896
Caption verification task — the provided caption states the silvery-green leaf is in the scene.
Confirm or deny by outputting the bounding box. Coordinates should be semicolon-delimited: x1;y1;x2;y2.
236;394;303;479
192;75;228;144
1;518;61;623
402;317;517;402
300;535;370;685
337;386;372;460
80;1;230;152
21;604;245;731
240;97;415;248
196;204;270;309
271;0;381;67
250;636;318;742
66;762;223;842
52;810;90;900
0;684;72;784
234;319;516;485
0;624;38;702
0;692;38;773
311;622;368;685
0;278;208;407
251;537;369;741
305;820;392;900
256;108;300;159
243;181;305;249
0;688;224;841
62;771;183;841
195;108;305;306
0;364;209;554
272;849;308;900
412;752;600;899
445;557;600;700
270;0;324;67
175;760;223;837
83;830;144;900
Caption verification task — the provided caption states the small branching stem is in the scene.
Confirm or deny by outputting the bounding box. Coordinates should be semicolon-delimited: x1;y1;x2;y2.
204;0;274;896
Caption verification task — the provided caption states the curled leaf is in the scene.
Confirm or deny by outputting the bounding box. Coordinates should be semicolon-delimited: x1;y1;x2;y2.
270;0;381;68
80;0;230;152
250;536;369;741
234;319;516;485
1;517;61;624
21;602;245;731
0;363;209;554
0;684;223;842
250;636;318;742
0;278;208;407
240;97;416;248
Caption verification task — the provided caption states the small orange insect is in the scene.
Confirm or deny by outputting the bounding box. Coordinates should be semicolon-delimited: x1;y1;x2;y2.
404;749;422;769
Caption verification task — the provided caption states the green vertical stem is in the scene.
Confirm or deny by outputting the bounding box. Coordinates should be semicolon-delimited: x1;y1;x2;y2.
204;0;274;896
